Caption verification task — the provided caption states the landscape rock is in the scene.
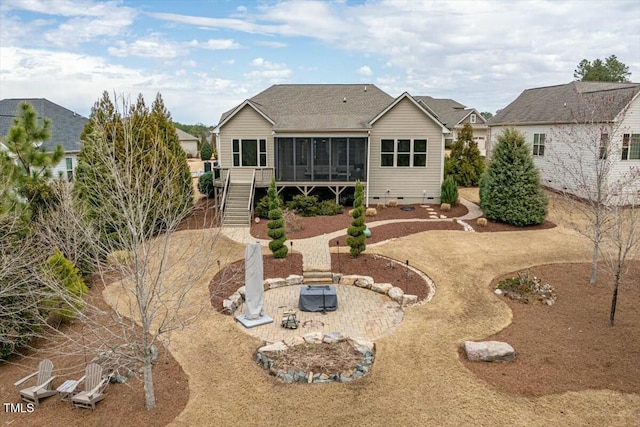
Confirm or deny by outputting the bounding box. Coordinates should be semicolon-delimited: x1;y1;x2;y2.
401;294;418;306
494;288;503;295
236;286;246;297
371;282;393;294
387;286;404;303
463;341;515;362
303;332;323;344
354;276;374;289
258;341;288;353
229;292;242;307
348;338;374;354
264;278;286;290
284;336;305;347
323;331;346;343
222;299;236;315
285;274;303;285
339;275;361;285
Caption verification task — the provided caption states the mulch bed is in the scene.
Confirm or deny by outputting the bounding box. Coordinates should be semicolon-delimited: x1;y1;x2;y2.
333;221;464;245
462;261;640;396
0;275;188;426
176;198;221;231
209;253;431;312
250;203;469;240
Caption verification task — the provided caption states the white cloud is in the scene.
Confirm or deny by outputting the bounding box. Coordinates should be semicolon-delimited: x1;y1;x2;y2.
358;65;372;76
190;39;241;50
256;40;287;48
245;57;292;82
108;37;183;59
223;59;236;65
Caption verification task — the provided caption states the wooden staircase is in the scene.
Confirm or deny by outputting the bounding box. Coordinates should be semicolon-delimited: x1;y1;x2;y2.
222;182;252;227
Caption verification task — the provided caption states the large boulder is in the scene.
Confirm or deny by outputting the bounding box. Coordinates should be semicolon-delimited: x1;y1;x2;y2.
258;341;288;353
463;341;515;362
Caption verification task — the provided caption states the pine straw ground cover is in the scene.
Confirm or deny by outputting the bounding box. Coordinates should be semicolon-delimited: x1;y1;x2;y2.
3;193;639;426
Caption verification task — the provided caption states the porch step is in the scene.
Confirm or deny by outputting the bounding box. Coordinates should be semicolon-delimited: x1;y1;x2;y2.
302;270;334;285
222;180;253;227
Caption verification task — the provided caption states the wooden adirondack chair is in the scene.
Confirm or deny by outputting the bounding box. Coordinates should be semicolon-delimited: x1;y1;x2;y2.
71;363;109;410
14;359;57;407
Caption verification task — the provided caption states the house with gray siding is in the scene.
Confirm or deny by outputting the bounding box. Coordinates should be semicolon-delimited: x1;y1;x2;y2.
0;98;88;181
488;82;640;205
213;84;448;225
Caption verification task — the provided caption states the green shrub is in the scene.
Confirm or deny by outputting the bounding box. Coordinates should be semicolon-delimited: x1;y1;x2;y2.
197;172;215;198
441;175;459;205
480;128;548;226
267;179;287;258
43;247;88;323
318;199;343;216
346;180;366;257
445;123;484;186
255;194;284;219
200;140;212;161
287;195;319;217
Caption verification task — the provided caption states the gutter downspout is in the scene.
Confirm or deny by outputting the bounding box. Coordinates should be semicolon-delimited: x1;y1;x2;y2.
365;130;371;207
439;130;445;201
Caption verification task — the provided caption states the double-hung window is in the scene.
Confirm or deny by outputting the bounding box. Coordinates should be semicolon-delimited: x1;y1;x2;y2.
533;133;545;156
233;138;267;166
622;134;640;160
65;157;73;181
380;139;428;167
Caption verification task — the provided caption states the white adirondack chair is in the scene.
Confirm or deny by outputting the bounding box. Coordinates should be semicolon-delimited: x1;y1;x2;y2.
70;363;109;409
14;359;57;407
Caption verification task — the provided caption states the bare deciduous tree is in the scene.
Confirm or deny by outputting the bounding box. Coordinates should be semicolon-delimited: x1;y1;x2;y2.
600;200;640;326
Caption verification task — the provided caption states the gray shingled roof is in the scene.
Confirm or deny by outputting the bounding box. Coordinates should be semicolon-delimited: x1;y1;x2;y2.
219;84;395;130
0;98;88;153
489;81;640;125
175;128;199;141
415;96;484;129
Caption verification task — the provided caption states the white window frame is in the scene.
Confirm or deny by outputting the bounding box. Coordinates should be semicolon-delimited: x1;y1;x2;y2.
533;133;545;157
622;133;640;161
232;138;267;167
470;113;476;124
380;138;428;167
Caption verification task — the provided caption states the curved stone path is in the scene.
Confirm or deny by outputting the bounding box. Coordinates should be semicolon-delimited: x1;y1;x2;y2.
220;198;483;271
101;195;640;426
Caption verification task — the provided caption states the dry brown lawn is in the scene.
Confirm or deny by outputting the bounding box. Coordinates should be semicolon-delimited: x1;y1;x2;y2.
3;188;639;426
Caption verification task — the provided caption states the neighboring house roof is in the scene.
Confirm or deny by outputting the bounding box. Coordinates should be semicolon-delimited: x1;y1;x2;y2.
0;98;88;153
175;128;199;142
217;84;395;131
415;96;487;130
489;81;640;126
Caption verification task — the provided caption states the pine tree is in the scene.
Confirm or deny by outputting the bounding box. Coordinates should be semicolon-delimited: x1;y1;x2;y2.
480;128;548;226
446;123;484;186
200;140;212;161
267;178;287;258
75;92;193;244
347;180;366;257
2;102;64;216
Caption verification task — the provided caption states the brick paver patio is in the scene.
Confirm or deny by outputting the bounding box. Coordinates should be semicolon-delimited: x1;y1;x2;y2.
237;284;404;343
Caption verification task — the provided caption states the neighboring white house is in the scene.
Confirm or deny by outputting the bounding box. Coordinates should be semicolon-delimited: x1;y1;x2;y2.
415;96;489;156
0;98;88;181
213;84;449;225
488;81;640;205
176;128;199;158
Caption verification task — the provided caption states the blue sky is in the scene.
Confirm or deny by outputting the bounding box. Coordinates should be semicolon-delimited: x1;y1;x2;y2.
1;0;639;126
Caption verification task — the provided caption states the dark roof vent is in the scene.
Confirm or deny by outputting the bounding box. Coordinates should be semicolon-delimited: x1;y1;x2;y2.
343;97;347;103
364;86;367;92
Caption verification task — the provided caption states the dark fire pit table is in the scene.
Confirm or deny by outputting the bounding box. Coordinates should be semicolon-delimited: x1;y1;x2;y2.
299;285;338;312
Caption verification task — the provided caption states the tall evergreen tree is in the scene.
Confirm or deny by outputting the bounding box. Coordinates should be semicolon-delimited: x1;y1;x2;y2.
480;128;548;226
347;180;366;257
445;123;484;186
1;102;63;217
75;92;193;244
267;178;287;258
574;55;631;82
